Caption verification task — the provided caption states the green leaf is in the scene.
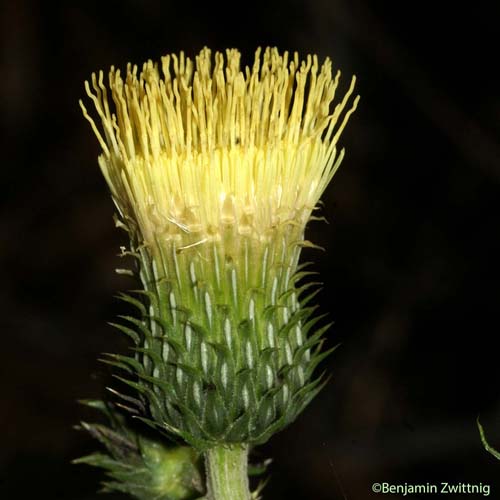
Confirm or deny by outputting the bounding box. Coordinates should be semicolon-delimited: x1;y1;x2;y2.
477;417;500;460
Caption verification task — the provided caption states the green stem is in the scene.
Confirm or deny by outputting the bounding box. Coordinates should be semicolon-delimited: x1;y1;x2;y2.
204;444;251;500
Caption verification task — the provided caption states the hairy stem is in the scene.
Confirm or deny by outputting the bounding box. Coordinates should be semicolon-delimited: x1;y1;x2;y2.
204;444;251;500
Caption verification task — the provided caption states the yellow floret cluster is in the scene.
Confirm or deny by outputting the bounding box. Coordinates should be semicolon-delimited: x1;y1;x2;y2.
81;47;358;247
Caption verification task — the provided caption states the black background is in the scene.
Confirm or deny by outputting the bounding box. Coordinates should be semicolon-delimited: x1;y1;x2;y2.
2;1;500;499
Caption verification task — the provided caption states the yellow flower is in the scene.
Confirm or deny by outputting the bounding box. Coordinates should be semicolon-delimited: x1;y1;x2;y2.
81;47;358;248
80;47;359;450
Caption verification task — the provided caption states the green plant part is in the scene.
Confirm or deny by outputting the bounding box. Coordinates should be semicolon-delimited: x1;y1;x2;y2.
74;400;204;499
78;47;358;499
106;245;336;450
477;417;500;460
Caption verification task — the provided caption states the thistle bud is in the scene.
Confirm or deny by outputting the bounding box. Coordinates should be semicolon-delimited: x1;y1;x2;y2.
74;400;204;499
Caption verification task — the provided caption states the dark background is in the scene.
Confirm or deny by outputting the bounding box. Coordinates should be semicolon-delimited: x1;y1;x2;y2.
2;1;500;499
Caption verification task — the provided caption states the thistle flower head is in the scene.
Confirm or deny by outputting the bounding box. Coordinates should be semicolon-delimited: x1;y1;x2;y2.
81;47;358;449
81;47;358;247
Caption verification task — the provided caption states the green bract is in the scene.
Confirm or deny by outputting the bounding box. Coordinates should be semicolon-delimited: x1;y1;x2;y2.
107;225;335;449
75;400;204;499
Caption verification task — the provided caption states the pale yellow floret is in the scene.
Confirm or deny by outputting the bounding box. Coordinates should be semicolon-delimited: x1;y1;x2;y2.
81;47;359;246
